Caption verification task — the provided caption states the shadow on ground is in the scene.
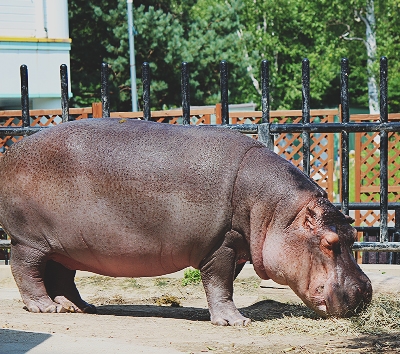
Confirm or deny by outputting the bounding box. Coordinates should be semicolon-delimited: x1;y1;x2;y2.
0;329;51;354
343;334;400;353
96;299;318;322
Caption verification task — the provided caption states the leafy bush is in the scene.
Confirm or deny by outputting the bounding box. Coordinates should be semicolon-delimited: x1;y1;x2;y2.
182;268;201;286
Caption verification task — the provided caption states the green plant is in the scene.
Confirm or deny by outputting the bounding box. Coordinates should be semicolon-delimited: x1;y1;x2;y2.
182;268;201;286
154;278;169;287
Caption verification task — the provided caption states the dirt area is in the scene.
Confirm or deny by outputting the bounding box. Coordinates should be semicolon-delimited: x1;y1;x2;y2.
0;265;399;354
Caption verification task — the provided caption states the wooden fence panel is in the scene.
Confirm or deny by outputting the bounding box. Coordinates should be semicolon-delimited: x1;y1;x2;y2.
0;107;93;154
0;105;338;201
353;113;400;229
230;109;337;201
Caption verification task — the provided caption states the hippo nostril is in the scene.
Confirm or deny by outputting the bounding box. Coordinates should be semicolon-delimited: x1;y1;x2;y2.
353;284;361;294
353;282;372;300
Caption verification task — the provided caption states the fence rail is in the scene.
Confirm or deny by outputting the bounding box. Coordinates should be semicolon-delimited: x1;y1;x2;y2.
0;58;399;261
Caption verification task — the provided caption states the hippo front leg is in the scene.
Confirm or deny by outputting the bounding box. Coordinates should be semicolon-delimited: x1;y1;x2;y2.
200;231;251;326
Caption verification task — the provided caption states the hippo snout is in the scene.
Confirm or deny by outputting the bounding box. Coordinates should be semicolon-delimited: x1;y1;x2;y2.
322;275;372;318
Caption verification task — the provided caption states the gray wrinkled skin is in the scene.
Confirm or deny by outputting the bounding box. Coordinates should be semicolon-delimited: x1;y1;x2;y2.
0;119;372;325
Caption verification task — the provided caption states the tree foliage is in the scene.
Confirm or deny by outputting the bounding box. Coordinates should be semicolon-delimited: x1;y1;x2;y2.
69;0;400;112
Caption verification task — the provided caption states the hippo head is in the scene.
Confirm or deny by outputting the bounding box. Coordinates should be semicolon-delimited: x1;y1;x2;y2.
262;197;372;318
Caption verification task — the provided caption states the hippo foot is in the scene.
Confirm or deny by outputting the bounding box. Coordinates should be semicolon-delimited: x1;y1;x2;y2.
210;305;251;326
211;316;251;326
22;296;96;314
23;300;69;313
54;296;97;313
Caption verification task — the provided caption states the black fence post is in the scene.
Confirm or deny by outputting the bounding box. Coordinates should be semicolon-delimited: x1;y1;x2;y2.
261;60;270;124
220;60;229;125
142;62;151;121
340;58;350;216
380;56;389;243
394;208;400;264
20;65;30;127
60;64;70;122
258;60;274;149
301;58;311;176
101;63;110;118
181;62;190;125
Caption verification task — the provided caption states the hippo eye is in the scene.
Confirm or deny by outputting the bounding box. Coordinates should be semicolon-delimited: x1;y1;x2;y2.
321;231;341;255
329;225;337;233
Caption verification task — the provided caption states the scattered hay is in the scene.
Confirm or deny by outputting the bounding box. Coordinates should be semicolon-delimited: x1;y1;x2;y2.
90;294;128;306
350;293;400;334
154;295;182;307
254;293;400;337
256;315;356;337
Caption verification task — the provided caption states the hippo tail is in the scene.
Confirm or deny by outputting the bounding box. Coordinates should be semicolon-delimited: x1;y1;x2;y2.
0;150;14;227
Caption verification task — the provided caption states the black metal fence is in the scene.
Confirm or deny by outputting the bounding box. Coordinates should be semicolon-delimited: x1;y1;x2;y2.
0;58;399;263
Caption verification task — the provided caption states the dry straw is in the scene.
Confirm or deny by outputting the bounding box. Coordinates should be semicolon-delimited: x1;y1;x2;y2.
254;293;400;337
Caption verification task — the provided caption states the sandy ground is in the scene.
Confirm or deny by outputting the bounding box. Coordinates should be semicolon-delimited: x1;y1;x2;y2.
0;264;399;354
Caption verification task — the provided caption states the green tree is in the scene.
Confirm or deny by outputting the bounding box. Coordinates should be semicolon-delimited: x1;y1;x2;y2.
69;1;188;110
237;0;347;110
68;1;116;107
69;0;248;110
182;0;247;105
310;0;400;113
69;0;400;112
376;0;400;112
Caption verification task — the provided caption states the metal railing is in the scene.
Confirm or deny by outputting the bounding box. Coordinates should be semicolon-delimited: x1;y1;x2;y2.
0;57;399;256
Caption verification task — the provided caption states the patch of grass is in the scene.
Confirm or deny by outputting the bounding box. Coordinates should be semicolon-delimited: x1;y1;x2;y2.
75;275;115;286
182;268;201;286
121;278;141;289
154;278;169;287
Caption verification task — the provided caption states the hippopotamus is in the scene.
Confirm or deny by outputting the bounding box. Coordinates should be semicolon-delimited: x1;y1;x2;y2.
0;118;372;325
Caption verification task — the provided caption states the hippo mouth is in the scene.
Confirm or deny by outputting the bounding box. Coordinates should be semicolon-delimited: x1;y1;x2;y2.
309;295;328;316
310;290;371;318
315;299;327;313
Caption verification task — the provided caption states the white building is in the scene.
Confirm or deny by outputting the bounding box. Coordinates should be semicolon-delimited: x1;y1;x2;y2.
0;0;71;110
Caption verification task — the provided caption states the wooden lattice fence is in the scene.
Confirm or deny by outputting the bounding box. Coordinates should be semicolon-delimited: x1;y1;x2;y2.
353;113;400;262
0;105;337;201
353;113;400;226
230;109;337;201
0;107;92;153
1;104;400;264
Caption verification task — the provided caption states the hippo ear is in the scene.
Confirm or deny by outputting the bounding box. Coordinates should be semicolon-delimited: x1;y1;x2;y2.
344;215;355;224
304;207;317;231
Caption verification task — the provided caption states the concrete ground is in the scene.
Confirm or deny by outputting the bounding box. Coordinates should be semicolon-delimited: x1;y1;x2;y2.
0;264;399;354
2;263;400;300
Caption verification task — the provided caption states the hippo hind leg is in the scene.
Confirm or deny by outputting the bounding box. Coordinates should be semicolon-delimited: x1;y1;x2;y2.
11;245;68;313
44;260;96;314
